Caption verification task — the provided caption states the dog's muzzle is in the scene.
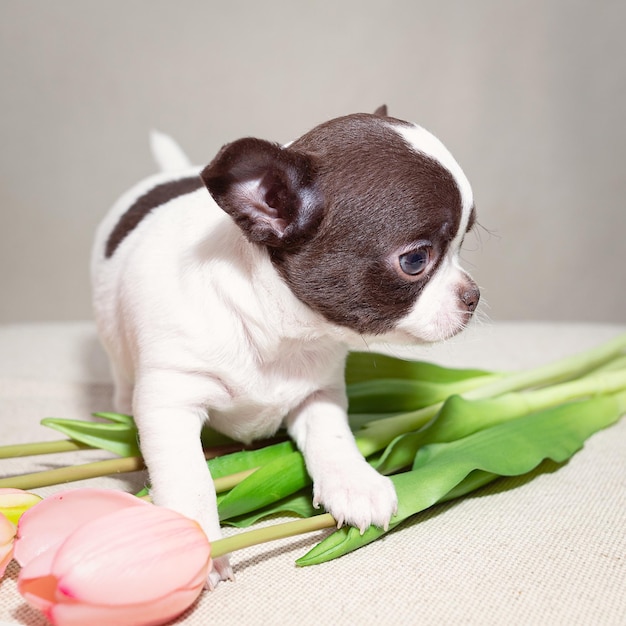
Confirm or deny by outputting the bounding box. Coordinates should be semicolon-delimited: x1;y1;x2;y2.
459;281;480;313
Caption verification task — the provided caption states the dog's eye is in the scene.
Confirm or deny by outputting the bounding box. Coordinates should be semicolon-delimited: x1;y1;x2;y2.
399;247;430;276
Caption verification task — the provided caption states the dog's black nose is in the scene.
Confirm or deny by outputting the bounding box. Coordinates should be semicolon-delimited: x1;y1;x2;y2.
461;286;480;312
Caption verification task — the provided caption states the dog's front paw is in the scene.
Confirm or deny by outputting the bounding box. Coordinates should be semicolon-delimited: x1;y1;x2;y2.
206;554;234;590
313;461;398;533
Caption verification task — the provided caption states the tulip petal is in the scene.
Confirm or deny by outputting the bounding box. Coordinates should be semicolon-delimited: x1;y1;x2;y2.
50;505;211;605
17;543;59;590
0;548;13;579
0;488;42;525
14;489;147;567
49;585;204;626
0;513;16;578
17;571;57;616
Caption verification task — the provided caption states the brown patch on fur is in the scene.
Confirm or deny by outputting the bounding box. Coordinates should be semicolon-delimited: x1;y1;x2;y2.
105;176;203;258
269;114;462;334
201;139;323;250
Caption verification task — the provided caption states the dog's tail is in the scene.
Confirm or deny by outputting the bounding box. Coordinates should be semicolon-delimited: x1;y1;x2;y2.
149;130;193;173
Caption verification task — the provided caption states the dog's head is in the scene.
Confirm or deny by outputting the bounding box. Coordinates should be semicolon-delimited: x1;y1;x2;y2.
201;109;478;344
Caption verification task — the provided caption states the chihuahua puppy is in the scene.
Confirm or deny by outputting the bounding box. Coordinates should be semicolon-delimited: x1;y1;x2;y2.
91;107;479;586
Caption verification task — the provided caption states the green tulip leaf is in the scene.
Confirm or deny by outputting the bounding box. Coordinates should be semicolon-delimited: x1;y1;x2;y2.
218;451;310;521
297;391;626;566
348;413;404;430
223;490;316;528
376;367;626;475
199;427;238;449
90;411;135;425
347;376;494;414
208;441;295;480
345;352;493;385
41;414;140;457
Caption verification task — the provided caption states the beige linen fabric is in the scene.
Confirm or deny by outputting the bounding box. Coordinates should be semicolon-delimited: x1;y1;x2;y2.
0;322;624;625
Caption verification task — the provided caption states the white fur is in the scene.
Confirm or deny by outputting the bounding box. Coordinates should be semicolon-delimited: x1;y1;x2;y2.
395;256;471;342
92;123;474;586
150;130;193;172
389;123;477;343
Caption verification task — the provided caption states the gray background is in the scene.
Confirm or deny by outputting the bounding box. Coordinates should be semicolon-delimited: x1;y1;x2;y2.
1;0;624;324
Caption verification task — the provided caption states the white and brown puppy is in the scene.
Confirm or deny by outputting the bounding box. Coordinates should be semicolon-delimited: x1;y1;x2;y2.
91;107;479;586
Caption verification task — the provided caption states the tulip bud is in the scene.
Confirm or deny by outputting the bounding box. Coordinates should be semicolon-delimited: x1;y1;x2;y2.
0;488;42;525
15;489;211;626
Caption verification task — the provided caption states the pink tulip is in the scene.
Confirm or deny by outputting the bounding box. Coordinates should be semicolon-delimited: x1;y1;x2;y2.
15;489;212;626
0;488;42;579
0;511;16;578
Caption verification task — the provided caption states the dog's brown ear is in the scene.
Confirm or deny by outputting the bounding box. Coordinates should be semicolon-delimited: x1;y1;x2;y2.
373;104;388;117
201;138;323;248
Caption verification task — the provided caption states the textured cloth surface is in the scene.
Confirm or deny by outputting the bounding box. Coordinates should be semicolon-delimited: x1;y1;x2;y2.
0;321;624;625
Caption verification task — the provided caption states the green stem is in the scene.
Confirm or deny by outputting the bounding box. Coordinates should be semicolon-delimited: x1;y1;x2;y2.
592;355;626;373
464;332;626;400
356;404;441;457
515;368;626;413
211;513;336;558
0;457;145;490
214;468;259;493
0;439;91;459
0;455;256;494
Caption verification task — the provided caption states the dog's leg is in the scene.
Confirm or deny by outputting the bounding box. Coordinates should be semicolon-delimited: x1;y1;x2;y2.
287;388;397;533
133;371;233;588
110;362;134;415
